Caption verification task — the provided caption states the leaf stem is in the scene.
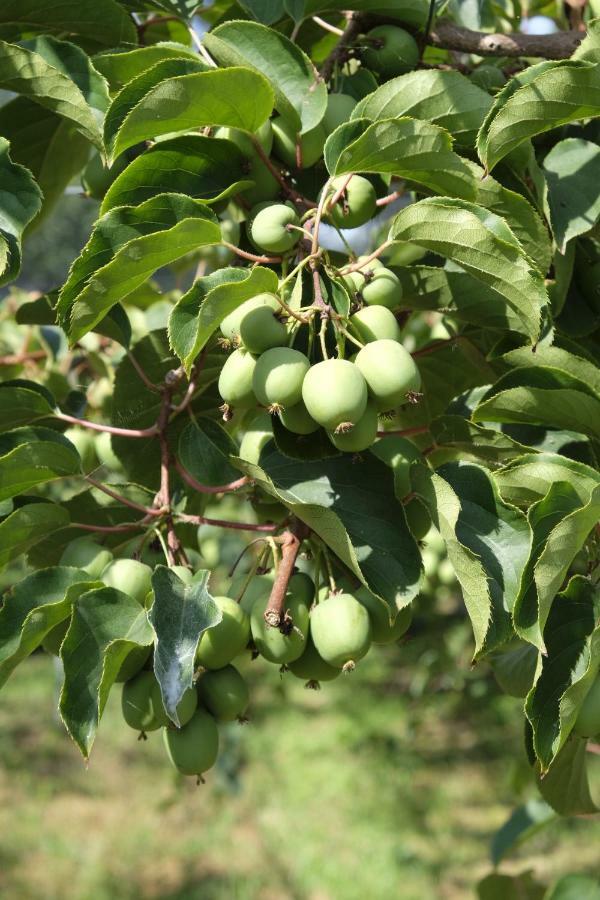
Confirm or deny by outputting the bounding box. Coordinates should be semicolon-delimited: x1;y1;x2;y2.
175;458;249;495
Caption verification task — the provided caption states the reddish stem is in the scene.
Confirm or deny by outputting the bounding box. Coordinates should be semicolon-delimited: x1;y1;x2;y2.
85;476;163;517
412;337;461;358
376;426;430;438
56;411;158;438
263;528;304;627
221;241;282;264
376;190;404;208
250;138;317;209
339;241;391;275
127;351;160;393
178;513;278;533
72;520;148;533
176;459;249;495
0;349;46;366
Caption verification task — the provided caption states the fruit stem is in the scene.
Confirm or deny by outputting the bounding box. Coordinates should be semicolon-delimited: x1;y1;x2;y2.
312;16;345;36
249;137;317;210
175;459;249;495
177;513;279;533
375;189;404;208
263;522;309;628
339;241;392;276
55;411;159;439
85;476;165;517
319;317;329;360
221;241;283;264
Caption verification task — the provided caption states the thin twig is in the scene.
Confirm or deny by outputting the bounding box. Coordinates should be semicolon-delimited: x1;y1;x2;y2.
263;523;309;627
85;476;164;517
178;513;279;533
175;459;249;495
55;411;159;439
127;351;160;393
312;15;345;36
221;241;283;264
339;241;392;276
250;138;317;209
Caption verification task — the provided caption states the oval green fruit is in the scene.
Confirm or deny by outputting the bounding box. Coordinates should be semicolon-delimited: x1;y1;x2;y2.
218;348;257;409
198;664;249;721
220;293;280;343
230;572;274;615
251;591;310;664
350;306;401;344
323;93;357;134
288;636;341;683
362;25;419;78
279;400;320;435
60;536;113;578
150;681;198;727
573;677;600;738
310;592;372;669
328;401;378;452
355;339;421;410
163;707;219;775
170;565;194;586
252;347;310;410
248;203;301;254
121;670;162;732
272;117;326;168
114;645;152;683
302;358;368;430
355;587;412;644
196;596;250;669
370;435;421;497
239;304;288;354
239;412;273;464
470;65;506;92
361;268;402;309
327;175;377;230
102;558;152;605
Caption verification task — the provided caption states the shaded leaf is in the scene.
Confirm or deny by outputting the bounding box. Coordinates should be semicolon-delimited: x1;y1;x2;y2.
0;0;137;49
495;453;600;507
543;138;600;252
0;501;70;567
0;380;55;430
537;735;598;815
0;137;43;285
490;799;556;865
93;43;198;91
0;426;81;501
178;419;240;487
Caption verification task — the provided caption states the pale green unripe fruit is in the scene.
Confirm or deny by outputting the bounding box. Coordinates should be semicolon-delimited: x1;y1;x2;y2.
573;677;600;738
150;681;198;728
370;435;421;497
328;401;378;453
170;565;194;586
114;645;152;683
323;93;357;134
198;665;249;721
342;256;384;294
355;339;421;410
288;572;315;606
310;593;372;669
220;293;279;343
218;348;257;408
272;117;326;168
102;558;152;605
239;412;273;464
230;572;274;615
363;25;419;78
288;637;341;683
404;498;432;540
253;347;310;410
95;431;123;471
251;588;310;664
327;175;377;230
361;268;402;309
64;426;97;471
60;536;113;578
350;306;401;344
355;587;412;644
196;596;250;669
302;359;368;431
470;65;506;92
163;708;219;775
279;400;320;435
214;120;273;157
248;203;301;253
121;671;162;732
239;304;287;354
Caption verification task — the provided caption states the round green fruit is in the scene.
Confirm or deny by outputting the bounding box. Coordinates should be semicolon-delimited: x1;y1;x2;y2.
327;175;377;230
288;572;315;606
272;117;326;169
362;25;419;78
60;536;113;578
214;120;273;157
328;401;378;453
350;306;401;344
470;65;506;92
150;681;197;727
170;565;194;586
370;435;421;497
163;708;219;776
310;593;372;669
95;431;123;471
230;572;274;615
121;671;162;732
404;498;432;540
102;558;152;605
302;358;368;431
361;268;402;309
218;348;257;409
279;400;320;435
197;665;249;721
114;645;152;683
42;619;69;656
288;637;341;683
220;293;280;344
248;203;301;254
355;339;421;410
323;93;357;134
239;304;288;354
573;677;600;738
252;347;310;410
196;596;250;669
82;151;128;200
251;590;310;664
239;412;273;465
355;586;412;644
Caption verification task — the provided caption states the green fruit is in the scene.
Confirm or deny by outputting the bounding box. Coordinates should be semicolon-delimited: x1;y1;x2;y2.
279;400;320;435
82;151;128;200
272;117;326;168
114;645;152;683
327;175;377;230
196;596;250;669
163;708;219;775
361;268;402;309
251;589;310;664
150;681;198;727
248;203;301;254
199;536;220;568
302;358;368;430
350;306;401;344
573;677;600;738
230;572;274;615
342;256;384;294
470;65;506;92
252;496;287;524
95;431;123;471
362;25;419;78
171;565;194;586
355;587;412;644
218;348;257;409
239;304;288;354
310;592;372;669
328;401;378;452
404;498;431;540
220;293;280;343
239;412;273;464
198;665;249;721
252;347;310;410
288;572;315;606
214;120;273;157
243;160;281;206
370;436;421;497
288;637;341;683
323;93;357;134
42;619;69;656
121;671;162;732
64;426;97;471
355;339;421;410
60;536;113;578
102;559;153;605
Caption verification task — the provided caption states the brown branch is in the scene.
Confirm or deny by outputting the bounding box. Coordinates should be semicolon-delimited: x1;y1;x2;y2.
0;349;46;366
250;137;317;209
263;522;310;628
177;512;279;533
320;13;363;82
429;20;583;59
221;242;282;264
175;458;249;495
55;411;159;439
85;477;164;517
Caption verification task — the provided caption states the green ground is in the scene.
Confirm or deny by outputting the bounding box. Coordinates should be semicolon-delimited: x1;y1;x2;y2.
1;647;599;900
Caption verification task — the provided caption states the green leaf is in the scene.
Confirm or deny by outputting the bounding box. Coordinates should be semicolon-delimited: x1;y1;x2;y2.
0;380;55;430
178;419;240;487
100;135;253;213
500;345;600;396
389;198;547;344
59;586;155;758
238;0;285;24
477;871;545;900
495;452;600;507
93;43;199;91
168;265;278;374
148;567;221;725
489;641;538;697
429;415;531;466
542;138;600;252
324;117;476;201
0;567;98;688
537;735;599;816
0;0;137;48
236;444;422;614
478;61;600;172
57;194;221;343
105;63;274;163
573;18;600;63
0;137;43;285
412;462;531;657
0;426;81;501
0;501;70;568
490;799;556;866
204;20;326;134
353;69;492;148
545;875;600;900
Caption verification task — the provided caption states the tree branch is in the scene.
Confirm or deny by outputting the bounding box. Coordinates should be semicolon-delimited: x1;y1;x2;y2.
429;20;583;59
263;522;310;628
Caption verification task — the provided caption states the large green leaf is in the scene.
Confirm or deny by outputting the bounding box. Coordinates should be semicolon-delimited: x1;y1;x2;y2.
546;875;600;900
204;20;326;134
0;137;43;285
324;117;476;200
178;419;240;487
490;800;557;866
500;345;600;395
0;426;81;501
169;265;278;374
352;69;492;148
149;567;221;725
93;43;199;91
537;735;598;816
495;453;600;507
100;135;253;213
0;501;70;568
57;194;221;343
389;198;548;343
429;415;532;466
0;380;55;430
542;138;600;252
0;0;137;48
236;444;422;614
59;586;154;757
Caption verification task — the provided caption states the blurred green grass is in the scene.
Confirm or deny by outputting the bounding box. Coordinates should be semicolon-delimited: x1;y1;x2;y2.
1;646;599;900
